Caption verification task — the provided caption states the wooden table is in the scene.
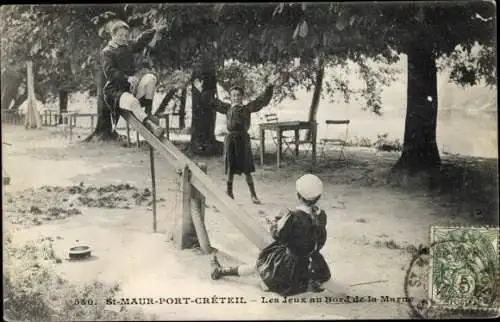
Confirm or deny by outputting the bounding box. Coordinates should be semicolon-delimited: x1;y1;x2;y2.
58;112;78;141
76;113;97;130
259;121;317;168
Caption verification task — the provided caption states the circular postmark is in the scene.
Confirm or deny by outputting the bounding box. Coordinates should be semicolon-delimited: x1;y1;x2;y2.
404;235;499;319
404;244;434;318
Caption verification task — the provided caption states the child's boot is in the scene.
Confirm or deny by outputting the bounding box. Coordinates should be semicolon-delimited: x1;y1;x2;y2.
149;114;161;126
210;255;239;280
140;98;161;125
143;117;164;138
211;266;239;280
309;280;325;293
245;175;261;204
248;182;261;204
226;181;234;199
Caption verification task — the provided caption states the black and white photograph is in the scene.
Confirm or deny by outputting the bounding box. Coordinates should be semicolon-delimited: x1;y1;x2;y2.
2;2;498;320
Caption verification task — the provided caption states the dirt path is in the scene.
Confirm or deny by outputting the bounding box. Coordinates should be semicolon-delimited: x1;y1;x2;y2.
2;125;484;320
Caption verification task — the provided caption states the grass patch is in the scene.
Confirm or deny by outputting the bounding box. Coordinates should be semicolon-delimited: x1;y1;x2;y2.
3;233;156;321
345;133;402;152
388;155;498;225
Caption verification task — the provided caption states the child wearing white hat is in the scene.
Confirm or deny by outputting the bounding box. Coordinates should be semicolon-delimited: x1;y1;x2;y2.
210;174;331;296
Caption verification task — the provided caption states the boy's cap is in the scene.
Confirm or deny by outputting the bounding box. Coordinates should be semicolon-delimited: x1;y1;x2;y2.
229;85;244;94
110;20;130;33
296;174;323;201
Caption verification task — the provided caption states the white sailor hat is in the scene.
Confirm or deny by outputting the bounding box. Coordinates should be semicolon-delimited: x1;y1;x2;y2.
296;174;323;201
109;20;130;33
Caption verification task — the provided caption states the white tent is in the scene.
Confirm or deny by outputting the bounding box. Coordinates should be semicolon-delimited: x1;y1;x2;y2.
17;98;45;116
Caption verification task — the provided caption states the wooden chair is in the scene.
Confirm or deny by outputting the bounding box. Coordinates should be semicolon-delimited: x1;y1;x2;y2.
298;132;315;158
319;120;350;161
263;113;294;156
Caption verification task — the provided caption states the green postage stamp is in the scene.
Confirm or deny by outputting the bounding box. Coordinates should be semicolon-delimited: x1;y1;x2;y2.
429;226;500;312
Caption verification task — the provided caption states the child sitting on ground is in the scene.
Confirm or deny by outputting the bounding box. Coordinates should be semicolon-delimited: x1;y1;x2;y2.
210;174;331;296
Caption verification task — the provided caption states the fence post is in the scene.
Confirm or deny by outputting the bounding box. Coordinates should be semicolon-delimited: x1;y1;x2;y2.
69;114;74;142
63;114;67;138
175;165;197;249
126;122;131;147
165;114;170;141
190;162;213;254
90;115;95;130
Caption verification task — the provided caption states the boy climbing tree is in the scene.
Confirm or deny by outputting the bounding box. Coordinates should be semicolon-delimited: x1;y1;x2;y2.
101;18;170;138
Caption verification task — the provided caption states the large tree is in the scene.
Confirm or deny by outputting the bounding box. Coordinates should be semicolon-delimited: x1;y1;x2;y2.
282;2;496;171
384;2;496;171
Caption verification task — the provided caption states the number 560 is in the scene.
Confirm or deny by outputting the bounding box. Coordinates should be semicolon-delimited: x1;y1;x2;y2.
74;299;95;305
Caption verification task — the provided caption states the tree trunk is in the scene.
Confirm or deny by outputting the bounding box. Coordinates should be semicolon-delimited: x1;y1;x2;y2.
154;88;177;117
1;69;22;109
83;68;118;142
189;66;223;156
178;88;187;129
58;89;68;124
394;42;440;171
305;64;325;142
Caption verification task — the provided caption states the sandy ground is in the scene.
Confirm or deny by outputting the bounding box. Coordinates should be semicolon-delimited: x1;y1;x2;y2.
2;124;497;320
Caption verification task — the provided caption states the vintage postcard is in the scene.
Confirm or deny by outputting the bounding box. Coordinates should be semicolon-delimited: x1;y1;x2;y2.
2;2;498;320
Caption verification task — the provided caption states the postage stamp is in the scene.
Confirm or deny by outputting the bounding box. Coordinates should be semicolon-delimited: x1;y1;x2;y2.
429;226;500;312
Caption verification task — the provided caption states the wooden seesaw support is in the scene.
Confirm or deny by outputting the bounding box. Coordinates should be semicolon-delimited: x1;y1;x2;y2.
121;110;273;254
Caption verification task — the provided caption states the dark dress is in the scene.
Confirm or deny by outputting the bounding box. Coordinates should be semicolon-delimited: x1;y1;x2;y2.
100;29;156;121
256;208;331;296
205;86;274;175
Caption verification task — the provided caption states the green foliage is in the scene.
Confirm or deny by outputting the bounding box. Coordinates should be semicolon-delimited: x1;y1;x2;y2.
2;2;495;113
286;2;496;93
379;2;496;87
210;3;400;112
1;5;115;102
439;44;496;87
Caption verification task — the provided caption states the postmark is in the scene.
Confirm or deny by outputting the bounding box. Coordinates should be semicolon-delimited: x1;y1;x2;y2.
404;243;436;318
